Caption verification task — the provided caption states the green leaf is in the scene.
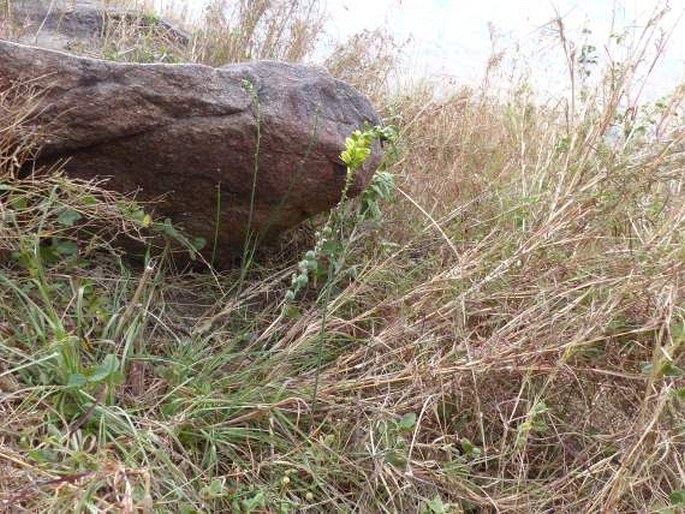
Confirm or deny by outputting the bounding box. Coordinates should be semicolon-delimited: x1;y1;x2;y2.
90;354;120;382
283;303;299;317
66;373;87;388
661;362;683;377
294;273;308;288
645;361;684;378
52;239;78;257
190;236;206;251
9;194;27;209
321;239;341;257
203;478;225;497
385;451;407;466
460;437;482;456
56;209;82;227
424;495;450;514
156;218;180;237
28;448;59;463
242;490;265;509
669;490;685;505
398;412;417;431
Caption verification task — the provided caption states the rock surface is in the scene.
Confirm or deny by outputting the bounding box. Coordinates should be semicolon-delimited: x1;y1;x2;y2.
2;0;189;56
0;37;381;266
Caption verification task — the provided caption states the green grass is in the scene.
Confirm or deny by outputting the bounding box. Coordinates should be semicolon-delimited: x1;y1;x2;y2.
1;1;685;513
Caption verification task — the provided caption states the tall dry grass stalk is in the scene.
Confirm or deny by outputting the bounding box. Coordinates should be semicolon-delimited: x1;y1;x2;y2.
189;0;324;65
0;82;44;177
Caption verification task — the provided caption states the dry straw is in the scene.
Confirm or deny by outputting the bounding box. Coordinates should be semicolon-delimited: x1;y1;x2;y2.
0;1;683;512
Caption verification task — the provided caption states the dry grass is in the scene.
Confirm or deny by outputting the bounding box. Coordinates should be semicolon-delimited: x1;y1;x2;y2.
189;0;324;65
1;1;684;513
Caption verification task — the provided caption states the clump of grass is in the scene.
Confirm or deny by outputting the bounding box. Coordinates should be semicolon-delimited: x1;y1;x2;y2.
324;28;401;102
0;81;45;177
2;1;685;513
190;0;324;66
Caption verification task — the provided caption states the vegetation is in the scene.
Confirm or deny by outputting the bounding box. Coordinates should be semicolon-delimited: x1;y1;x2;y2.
1;1;684;512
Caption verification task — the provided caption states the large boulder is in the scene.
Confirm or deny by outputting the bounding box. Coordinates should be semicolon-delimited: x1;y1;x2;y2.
0;38;382;266
1;0;189;57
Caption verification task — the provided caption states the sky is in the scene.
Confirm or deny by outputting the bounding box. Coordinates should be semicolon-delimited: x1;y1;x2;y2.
151;0;685;101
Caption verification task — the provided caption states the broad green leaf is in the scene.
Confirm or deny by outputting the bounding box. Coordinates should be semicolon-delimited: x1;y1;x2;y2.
399;412;417;431
56;209;82;227
669;490;685;505
66;373;87;388
90;354;120;382
52;239;78;257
